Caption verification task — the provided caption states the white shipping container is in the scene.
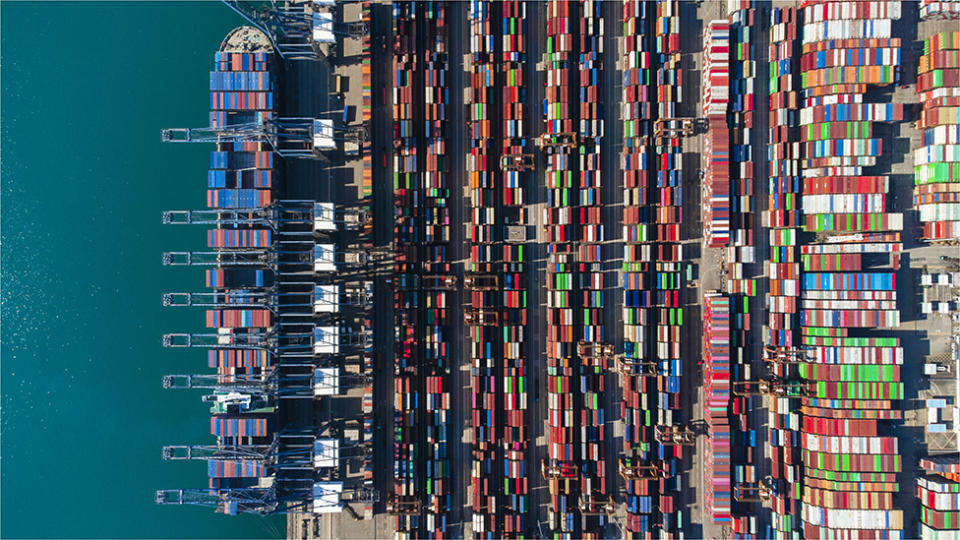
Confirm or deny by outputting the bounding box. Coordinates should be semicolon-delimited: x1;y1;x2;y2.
919;203;960;222
803;290;898;300
801;242;900;254
803;194;885;214
914;144;960;166
924;125;960;144
807;346;903;365
802;506;904;530
802;19;893;44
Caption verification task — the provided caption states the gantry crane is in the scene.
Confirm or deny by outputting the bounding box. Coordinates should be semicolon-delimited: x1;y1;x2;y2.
733;477;775;505
578;341;615;361
156;485;290;515
465;309;498;326
162;282;372;313
499;153;535;171
577;341;659;374
731;378;807;397
386;494;421;515
156;482;377;515
615;357;659;377
464;274;498;290
654;425;696;446
162;324;369;355
223;0;367;62
162;201;367;232
163;243;367;273
653;117;701;137
161;119;365;159
536;131;578;149
579;495;616;516
163;249;274;267
618;458;664;479
422;275;458;290
762;346;811;364
540;459;578;480
162;431;317;466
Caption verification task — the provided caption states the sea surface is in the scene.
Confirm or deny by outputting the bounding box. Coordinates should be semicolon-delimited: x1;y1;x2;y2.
2;3;283;538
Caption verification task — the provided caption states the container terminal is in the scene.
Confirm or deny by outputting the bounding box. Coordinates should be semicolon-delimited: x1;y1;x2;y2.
156;1;960;539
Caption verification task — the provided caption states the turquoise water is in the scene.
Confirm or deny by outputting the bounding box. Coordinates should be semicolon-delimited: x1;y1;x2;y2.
1;3;283;537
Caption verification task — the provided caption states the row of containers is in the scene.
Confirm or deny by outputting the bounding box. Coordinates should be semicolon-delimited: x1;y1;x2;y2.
618;0;686;536
391;3;453;537
724;5;762;536
700;8;763;534
765;1;910;537
542;1;581;535
203;50;279;500
575;2;608;538
914;30;960;242
764;5;804;537
917;9;960;540
703;295;733;524
391;3;419;535
702;19;732;249
466;1;530;537
917;455;960;538
651;1;685;536
359;0;376;506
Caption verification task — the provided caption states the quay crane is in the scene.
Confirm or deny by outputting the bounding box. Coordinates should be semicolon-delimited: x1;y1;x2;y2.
162;201;367;232
162;243;368;271
162;282;373;313
156;482;377;516
161;119;365;160
162;370;371;395
162;324;369;356
163;434;369;467
223;0;367;62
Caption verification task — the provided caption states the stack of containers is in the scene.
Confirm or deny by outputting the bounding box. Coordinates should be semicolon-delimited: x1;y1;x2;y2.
702;21;732;248
619;1;656;536
360;2;374;203
421;5;452;536
466;2;499;536
543;1;578;535
918;456;960;538
203;49;276;499
798;2;907;538
703;294;732;523
727;6;757;296
359;3;375;510
654;0;684;534
391;3;420;536
914;31;960;242
725;4;760;537
577;3;607;536
765;7;803;537
207;51;274;211
921;0;960;20
499;3;529;536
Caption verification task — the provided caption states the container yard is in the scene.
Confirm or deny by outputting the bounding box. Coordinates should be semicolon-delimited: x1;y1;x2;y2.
156;2;960;539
